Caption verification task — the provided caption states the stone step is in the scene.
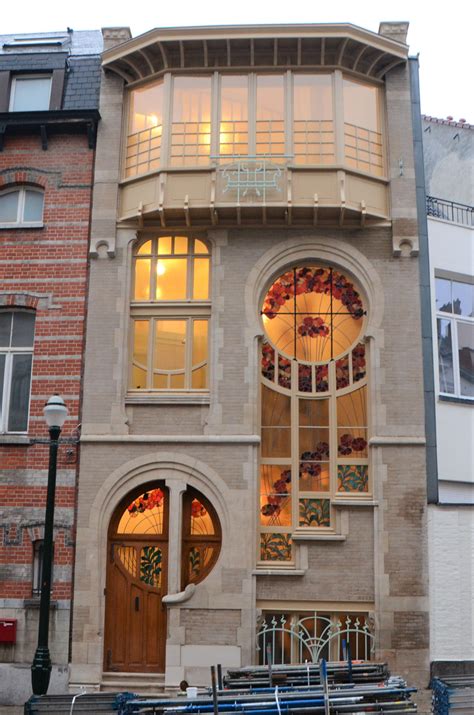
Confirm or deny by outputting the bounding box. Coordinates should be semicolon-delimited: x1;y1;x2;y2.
100;670;167;694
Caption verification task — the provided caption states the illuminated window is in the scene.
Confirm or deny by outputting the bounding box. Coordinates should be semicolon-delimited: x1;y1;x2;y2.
0;311;35;433
0;187;44;227
343;78;383;176
181;488;221;588
126;79;163;178
259;266;369;565
436;276;474;399
130;236;211;392
170;76;212;167
220;75;248;157
293;74;334;165
256;75;285;157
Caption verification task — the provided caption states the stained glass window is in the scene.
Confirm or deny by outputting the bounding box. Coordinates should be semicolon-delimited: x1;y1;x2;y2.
259;266;370;564
181;489;221;588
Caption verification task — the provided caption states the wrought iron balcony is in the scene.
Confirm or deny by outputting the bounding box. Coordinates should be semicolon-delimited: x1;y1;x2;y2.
426;196;474;227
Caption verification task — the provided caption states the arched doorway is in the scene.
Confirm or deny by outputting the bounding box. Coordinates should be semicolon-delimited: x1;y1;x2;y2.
104;483;221;672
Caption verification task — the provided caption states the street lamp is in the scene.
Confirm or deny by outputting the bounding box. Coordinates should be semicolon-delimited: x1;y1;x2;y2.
31;395;68;696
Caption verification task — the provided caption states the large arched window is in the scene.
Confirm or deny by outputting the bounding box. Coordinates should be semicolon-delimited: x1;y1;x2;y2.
129;236;211;394
259;265;369;565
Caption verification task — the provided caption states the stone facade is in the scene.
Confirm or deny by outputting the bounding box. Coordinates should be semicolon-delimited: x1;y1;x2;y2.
69;22;430;704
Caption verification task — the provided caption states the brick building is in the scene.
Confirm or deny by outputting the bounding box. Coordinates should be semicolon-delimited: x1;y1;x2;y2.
69;20;431;706
0;30;101;703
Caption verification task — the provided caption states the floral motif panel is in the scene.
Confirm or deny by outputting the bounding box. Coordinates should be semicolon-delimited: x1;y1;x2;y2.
140;546;162;588
259;264;369;563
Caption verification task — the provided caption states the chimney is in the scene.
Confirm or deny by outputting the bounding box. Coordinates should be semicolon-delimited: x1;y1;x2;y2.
378;22;409;44
101;27;132;51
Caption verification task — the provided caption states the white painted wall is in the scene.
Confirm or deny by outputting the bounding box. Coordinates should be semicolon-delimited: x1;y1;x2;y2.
429;219;474;276
428;506;474;661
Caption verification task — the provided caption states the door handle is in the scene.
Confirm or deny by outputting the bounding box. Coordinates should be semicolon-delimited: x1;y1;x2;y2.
135;596;140;612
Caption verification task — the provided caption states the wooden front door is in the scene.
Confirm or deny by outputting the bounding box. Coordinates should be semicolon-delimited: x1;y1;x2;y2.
104;486;168;673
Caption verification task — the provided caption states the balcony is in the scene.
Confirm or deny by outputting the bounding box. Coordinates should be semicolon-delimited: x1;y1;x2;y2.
119;156;389;229
426;196;474;227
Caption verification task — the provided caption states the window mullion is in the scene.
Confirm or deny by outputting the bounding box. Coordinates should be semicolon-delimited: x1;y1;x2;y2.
333;70;344;166
452;317;461;396
147;318;154;389
3;353;13;433
161;73;172;169
211;72;219;159
249;73;257;155
329;361;337;506
185;318;193;389
291;369;299;533
285;70;292;160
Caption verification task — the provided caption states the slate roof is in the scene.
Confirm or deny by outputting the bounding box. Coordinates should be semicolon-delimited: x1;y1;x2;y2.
0;30;103;111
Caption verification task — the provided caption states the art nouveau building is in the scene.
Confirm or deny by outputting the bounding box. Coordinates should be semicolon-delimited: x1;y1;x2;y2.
70;22;430;697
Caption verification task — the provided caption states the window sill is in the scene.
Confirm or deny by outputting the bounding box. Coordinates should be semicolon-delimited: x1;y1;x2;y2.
439;394;474;406
291;531;346;542
332;499;378;507
0;223;43;230
252;569;305;577
0;434;32;445
125;393;210;405
24;598;58;609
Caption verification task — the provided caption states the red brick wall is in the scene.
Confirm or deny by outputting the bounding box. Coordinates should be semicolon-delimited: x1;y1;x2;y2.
0;130;94;603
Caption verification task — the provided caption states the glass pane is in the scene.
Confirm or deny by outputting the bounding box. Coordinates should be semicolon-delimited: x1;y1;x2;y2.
118;488;165;534
0;313;12;346
221;76;248;121
337;386;367;427
190;497;215;535
129;80;163;134
11;77;51;111
0;354;5;421
172;76;212;122
299;498;330;527
299;398;329;426
194;239;209;254
437;318;454;394
7;353;32;432
170;373;185;389
293;74;333;120
0;191;19;222
260;465;292;527
174;236;188;254
131;320;149;389
11;312;35;347
435;278;452;313
299;461;330;491
337;428;368;457
458;322;474;397
154;320;186;370
453;281;474;317
116;546;137;577
23;191;44;222
140;546;162;587
343;79;380;132
157;236;172;255
256;75;284;121
260;533;292;562
192;320;208;390
156;258;187;299
134;258;151;300
137;240;152;255
193;258;210;300
338;465;369;493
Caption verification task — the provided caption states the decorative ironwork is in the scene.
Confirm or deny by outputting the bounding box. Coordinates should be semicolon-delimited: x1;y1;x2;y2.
215;156;289;203
257;613;374;664
426;196;474;227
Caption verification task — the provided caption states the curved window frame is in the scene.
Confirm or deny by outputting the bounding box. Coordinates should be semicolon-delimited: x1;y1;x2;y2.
124;71;386;181
181;488;222;589
258;265;371;568
128;235;211;398
0;186;44;228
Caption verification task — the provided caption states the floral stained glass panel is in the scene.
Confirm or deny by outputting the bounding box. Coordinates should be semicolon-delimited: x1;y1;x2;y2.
261;342;275;381
260;465;292;526
118;489;165;534
260;533;292;562
337;465;368;493
299;498;330;527
140;546;162;587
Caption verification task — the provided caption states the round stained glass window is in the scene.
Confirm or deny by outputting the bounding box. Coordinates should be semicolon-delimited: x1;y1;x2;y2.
261;266;365;362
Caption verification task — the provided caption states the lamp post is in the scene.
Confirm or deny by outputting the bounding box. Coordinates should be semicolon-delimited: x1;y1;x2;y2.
31;395;68;696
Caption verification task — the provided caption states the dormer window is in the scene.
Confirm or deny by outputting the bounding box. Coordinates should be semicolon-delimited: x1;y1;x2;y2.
9;75;52;112
0;187;44;227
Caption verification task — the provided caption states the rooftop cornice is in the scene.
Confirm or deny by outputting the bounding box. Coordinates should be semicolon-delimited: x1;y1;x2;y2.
102;23;408;84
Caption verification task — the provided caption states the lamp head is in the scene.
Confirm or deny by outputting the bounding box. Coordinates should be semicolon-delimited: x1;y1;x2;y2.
43;394;68;430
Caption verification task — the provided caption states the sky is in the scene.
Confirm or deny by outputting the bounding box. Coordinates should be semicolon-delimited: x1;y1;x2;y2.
4;0;473;122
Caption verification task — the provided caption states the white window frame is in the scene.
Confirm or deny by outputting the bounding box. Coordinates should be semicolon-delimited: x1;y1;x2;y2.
9;74;52;112
435;275;474;401
0;186;44;228
0;311;35;434
128;236;211;399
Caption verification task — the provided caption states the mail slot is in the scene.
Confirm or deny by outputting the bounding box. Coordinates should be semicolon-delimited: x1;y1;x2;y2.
0;619;17;643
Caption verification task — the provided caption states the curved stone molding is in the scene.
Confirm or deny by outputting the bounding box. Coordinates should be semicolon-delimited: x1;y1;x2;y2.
162;583;196;605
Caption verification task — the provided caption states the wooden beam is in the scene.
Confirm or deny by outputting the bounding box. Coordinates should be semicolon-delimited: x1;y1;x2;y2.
352;45;368;71
121;56;144;80
313;193;319;225
250;38;255;66
179;41;185;68
273;39;278;66
321;38;325;66
376;57;405;79
360;200;366;228
297;38;302;66
202;40;208;67
138;48;156;74
226;39;231;67
184;194;191;227
157;41;169;69
336;37;349;66
367;50;387;76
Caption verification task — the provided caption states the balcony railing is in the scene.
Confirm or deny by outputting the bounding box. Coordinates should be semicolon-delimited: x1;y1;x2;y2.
213;155;291;203
426;196;474;227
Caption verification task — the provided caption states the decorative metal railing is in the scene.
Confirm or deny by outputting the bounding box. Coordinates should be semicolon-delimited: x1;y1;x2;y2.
257;613;375;665
426;196;474;227
213;155;291;203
